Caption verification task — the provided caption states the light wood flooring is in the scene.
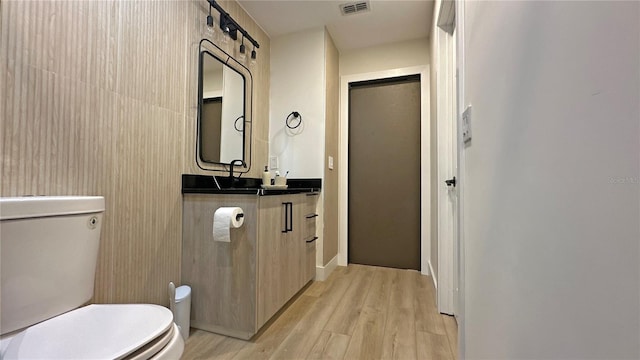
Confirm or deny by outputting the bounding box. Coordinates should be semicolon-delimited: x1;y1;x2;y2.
183;264;457;360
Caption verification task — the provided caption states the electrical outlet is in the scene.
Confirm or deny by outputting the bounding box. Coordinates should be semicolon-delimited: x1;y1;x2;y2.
328;156;334;170
269;156;278;170
462;105;472;143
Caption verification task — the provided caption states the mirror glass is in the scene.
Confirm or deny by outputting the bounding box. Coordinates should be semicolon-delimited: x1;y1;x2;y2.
198;50;246;165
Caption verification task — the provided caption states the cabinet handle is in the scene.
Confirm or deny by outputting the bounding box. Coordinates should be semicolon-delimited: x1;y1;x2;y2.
305;214;318;219
282;202;293;233
282;202;289;233
306;236;318;243
306;192;319;197
287;202;293;232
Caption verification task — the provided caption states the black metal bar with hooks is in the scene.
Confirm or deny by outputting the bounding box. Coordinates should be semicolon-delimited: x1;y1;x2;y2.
206;0;260;50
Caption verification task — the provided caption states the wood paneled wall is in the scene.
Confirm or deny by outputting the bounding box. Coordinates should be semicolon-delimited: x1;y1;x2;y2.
323;29;339;265
0;0;270;305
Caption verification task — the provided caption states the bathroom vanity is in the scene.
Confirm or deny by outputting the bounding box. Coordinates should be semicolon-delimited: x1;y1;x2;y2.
184;37;320;339
181;175;320;340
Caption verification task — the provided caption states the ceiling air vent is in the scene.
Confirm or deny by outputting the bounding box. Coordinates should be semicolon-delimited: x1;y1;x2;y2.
340;1;370;16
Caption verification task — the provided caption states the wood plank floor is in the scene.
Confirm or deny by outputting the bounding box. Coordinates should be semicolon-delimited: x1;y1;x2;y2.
183;264;457;360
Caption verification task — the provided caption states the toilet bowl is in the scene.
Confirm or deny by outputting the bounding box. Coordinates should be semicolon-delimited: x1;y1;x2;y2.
0;305;184;359
0;196;184;359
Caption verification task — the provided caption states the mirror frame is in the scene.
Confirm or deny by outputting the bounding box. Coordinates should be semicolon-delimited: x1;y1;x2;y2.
197;38;253;173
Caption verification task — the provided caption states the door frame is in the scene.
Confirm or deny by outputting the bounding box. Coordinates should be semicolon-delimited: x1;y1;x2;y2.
435;0;459;316
338;66;431;275
454;0;467;357
436;22;458;315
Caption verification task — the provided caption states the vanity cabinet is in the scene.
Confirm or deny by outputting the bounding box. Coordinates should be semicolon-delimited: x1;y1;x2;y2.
182;192;318;340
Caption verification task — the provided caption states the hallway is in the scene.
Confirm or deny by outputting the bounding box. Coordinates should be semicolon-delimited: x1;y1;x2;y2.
183;264;457;359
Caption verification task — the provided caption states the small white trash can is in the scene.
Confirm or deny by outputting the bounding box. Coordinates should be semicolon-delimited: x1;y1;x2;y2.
170;283;191;341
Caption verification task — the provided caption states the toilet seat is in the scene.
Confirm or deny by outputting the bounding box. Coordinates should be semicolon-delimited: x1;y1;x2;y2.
2;304;178;359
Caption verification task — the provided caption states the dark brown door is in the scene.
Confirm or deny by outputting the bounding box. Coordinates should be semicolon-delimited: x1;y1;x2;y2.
348;75;421;270
201;97;222;162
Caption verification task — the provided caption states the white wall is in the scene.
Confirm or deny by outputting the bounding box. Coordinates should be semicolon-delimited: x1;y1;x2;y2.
269;28;326;178
340;37;429;76
461;1;640;358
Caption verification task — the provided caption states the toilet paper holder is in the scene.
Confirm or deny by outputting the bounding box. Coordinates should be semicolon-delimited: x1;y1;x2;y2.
213;207;244;243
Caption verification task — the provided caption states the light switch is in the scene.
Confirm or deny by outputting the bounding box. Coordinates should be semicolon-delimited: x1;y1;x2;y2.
269;156;278;170
462;105;472;144
328;156;334;170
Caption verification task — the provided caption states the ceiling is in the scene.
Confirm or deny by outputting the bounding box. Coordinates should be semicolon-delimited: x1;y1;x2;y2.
237;0;434;51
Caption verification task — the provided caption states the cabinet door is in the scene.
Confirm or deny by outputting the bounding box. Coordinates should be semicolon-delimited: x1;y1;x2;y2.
182;194;258;338
257;194;315;328
286;194;305;298
257;196;288;327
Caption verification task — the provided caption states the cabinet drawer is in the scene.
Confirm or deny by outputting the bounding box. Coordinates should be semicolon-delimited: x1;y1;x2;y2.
305;240;316;282
304;215;317;241
304;192;319;214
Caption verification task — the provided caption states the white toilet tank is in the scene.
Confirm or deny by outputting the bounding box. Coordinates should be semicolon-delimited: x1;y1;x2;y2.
0;196;105;335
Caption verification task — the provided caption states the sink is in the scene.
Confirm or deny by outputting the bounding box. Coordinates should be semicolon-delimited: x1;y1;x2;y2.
215;177;262;190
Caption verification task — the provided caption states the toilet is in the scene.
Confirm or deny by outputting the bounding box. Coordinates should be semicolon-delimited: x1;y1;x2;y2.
0;196;184;359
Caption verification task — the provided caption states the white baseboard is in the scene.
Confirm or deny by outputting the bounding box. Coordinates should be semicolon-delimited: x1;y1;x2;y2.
429;260;438;290
315;255;338;281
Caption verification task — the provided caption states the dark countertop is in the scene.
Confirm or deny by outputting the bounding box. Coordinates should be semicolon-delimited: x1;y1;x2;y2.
182;174;321;196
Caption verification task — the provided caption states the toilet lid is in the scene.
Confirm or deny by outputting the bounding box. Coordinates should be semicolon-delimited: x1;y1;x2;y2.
3;304;173;359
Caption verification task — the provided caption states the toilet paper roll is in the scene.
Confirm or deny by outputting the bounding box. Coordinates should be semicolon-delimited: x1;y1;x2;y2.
213;207;244;242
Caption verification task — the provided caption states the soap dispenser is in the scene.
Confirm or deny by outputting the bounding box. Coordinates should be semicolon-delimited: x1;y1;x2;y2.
262;166;271;186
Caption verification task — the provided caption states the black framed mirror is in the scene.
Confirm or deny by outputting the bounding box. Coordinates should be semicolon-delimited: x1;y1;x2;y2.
197;39;253;172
